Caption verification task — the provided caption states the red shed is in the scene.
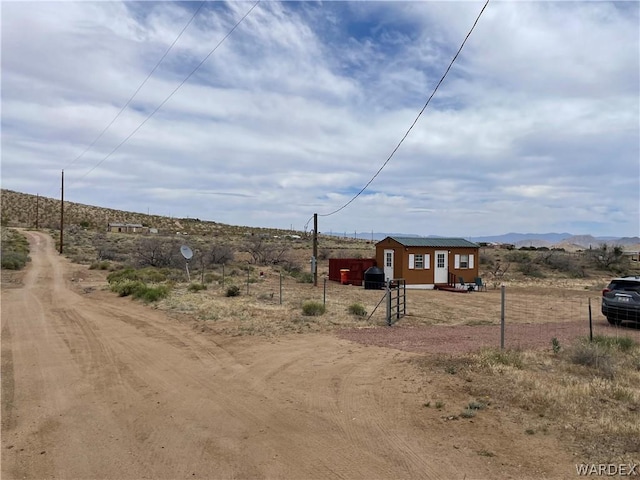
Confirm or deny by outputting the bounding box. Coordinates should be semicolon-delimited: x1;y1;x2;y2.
328;258;377;286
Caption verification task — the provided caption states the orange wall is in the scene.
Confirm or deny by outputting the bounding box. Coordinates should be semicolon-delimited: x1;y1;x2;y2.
376;240;479;284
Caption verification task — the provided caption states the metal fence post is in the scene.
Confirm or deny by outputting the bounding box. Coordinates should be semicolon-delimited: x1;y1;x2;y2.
247;269;250;295
403;280;406;316
279;273;282;305
500;285;506;349
588;297;593;342
323;278;327;306
386;281;391;326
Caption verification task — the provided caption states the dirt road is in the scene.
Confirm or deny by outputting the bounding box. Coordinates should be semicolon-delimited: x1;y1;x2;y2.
2;231;572;479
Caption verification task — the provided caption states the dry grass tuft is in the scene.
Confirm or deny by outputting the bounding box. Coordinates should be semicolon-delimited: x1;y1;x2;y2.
416;340;640;464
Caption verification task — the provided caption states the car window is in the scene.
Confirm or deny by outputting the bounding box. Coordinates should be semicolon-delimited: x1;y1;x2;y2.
609;281;640;293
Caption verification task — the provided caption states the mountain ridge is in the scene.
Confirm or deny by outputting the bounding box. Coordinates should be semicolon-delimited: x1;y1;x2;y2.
328;231;639;248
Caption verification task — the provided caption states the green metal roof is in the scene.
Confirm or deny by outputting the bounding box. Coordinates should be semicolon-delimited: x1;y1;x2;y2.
383;236;479;248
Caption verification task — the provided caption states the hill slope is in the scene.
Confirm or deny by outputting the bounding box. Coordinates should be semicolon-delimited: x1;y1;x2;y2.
1;189;290;237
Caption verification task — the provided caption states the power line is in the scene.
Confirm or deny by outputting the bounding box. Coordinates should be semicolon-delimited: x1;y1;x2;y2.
68;0;261;188
318;0;490;218
62;1;206;172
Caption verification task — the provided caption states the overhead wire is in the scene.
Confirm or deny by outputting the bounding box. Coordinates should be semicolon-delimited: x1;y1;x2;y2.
317;0;490;219
67;0;261;188
61;1;206;173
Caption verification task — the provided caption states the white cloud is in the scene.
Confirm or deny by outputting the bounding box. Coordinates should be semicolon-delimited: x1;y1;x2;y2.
1;1;638;237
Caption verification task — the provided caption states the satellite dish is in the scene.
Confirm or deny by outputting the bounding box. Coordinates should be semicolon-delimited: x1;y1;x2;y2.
180;245;193;260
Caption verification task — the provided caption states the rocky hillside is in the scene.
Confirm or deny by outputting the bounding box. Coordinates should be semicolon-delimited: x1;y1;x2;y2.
0;189;292;238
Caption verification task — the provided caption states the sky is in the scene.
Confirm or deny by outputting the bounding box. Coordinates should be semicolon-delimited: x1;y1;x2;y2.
1;1;639;238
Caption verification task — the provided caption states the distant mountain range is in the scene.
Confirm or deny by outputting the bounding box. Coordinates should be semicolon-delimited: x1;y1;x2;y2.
328;231;640;249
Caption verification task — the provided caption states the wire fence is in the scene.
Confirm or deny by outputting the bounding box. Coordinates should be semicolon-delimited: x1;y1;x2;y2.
401;286;640;352
193;268;640;352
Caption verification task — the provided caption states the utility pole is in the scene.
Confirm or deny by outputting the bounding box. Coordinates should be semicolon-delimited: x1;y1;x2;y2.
60;170;64;254
35;193;39;229
313;213;318;287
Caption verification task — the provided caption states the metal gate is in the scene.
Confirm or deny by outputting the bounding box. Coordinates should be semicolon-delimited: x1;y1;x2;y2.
386;279;406;326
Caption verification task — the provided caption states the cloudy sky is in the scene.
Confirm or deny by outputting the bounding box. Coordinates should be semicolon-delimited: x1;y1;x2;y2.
2;1;638;238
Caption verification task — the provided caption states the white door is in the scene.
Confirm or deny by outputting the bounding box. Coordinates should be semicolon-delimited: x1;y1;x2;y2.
383;249;394;281
434;250;448;284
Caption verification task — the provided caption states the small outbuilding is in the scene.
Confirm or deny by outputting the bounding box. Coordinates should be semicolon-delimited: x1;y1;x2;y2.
107;223;149;234
375;236;480;289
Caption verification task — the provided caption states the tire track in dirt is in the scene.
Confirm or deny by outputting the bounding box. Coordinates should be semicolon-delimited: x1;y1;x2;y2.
236;339;452;479
1;322;16;432
2;231;576;479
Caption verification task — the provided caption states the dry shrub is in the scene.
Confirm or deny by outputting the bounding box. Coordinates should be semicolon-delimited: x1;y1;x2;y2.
348;303;367;317
428;338;640;464
302;301;326;316
225;285;241;297
570;343;616;379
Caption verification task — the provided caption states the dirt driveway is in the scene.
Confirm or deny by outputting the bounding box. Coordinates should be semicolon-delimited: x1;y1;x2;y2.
2;231;576;479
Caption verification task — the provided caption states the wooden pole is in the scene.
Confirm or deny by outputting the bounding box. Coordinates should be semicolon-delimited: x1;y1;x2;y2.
59;171;64;254
35;193;39;229
500;285;506;349
313;213;318;287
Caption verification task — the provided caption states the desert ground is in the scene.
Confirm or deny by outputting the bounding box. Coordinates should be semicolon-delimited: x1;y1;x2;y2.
2;230;638;479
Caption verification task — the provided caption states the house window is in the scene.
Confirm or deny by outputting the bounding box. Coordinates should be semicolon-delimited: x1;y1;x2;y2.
437;253;445;268
454;254;475;269
414;254;424;269
386;252;392;267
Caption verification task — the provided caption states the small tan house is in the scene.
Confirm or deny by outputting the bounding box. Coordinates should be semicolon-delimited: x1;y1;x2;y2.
375;236;480;289
107;223;149;234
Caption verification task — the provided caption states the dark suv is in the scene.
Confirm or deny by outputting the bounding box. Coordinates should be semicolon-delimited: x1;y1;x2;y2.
601;276;640;326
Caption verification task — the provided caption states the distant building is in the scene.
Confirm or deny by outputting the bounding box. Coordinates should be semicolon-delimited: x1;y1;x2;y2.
107;223;149;234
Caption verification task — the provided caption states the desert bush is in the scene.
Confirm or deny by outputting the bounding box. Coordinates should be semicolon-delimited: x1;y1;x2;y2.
590;335;637;353
517;261;545;278
244;236;290;266
132;284;170;302
110;279;146;297
107;268;140;284
467;400;487;411
281;260;302;275
302;301;326;316
225;285;241;297
537;251;585;277
585;244;628;271
138;267;169;283
134;237;183;268
203;272;222;284
1;229;31;270
570;342;615;378
505;251;531;263
89;261;110;270
460;409;476;419
205;244;235;265
187;283;207;292
1;251;29;270
109;276;170;302
348;303;367;317
296;272;314;283
479;252;494;266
